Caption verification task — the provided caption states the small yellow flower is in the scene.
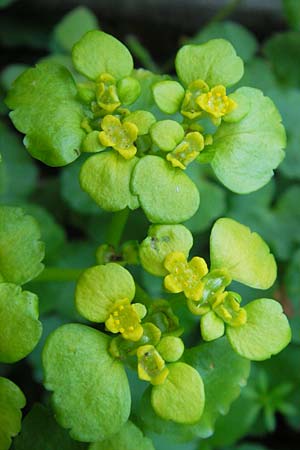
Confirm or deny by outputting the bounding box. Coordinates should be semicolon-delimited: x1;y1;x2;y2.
197;85;237;119
166;131;204;170
99;115;138;159
137;344;169;385
181;79;209;119
212;291;247;327
105;299;146;341
96;73;121;113
164;252;208;302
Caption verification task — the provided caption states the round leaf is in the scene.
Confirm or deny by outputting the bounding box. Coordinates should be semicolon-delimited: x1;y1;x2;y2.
151;362;205;424
175;39;244;87
210;218;277;289
72;30;133;80
6;63;85;166
131;155;200;223
0;206;44;285
89;421;154;450
0;377;26;450
150;120;184;152
0;283;42;363
152;80;185;114
123;110;156;136
139;224;193;276
75;263;135;322
226;298;291;361
200;311;225;342
211;87;286;193
80;152;139;212
42;324;131;442
223;91;250;123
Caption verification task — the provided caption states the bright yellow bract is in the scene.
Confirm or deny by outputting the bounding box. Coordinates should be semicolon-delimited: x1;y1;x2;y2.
137;344;169;385
105;299;146;341
99;115;138;159
197;85;237;119
164;251;208;301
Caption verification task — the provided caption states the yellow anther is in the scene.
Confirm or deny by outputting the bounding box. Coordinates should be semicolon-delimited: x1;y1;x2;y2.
166;131;204;170
163;251;208;302
105;299;146;341
181;79;209;119
99;115;138;159
197;85;237;119
137;345;169;385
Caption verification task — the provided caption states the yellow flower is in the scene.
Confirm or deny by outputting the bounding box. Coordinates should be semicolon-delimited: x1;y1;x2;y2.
212;291;247;327
166;131;204;170
164;252;208;302
197;85;237;119
181;79;209;119
96;73;121;113
99;115;138;159
105;299;146;341
137;345;169;385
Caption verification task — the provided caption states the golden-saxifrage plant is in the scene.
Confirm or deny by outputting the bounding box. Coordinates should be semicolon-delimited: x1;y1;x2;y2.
1;29;291;449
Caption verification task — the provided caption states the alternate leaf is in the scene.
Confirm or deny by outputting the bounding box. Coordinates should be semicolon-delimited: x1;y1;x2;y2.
80;152;139;212
42;324;131;442
0;206;44;285
72;30;133;80
6;62;85;166
175;39;244;87
189;21;257;63
184;337;250;437
53;6;99;53
75;263;135;322
210;218;277;289
131;155;200;223
227;298;291;361
13;403;86;450
151;362;205;424
210;87;286;193
139;224;193;276
89;420;154;450
0;283;42;363
0;377;26;450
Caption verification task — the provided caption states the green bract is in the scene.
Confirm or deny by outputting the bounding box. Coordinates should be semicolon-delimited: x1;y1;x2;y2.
131;155;200;223
88;421;154;450
80;152;139;212
6;63;85;166
42;324;131;442
72;30;133;80
0;283;42;363
152;80;185;114
210;87;286;193
139;224;193;276
175;39;244;87
151;362;205;424
150;120;184;151
75;263;135;322
0;377;26;450
227;299;291;361
0;206;44;285
210;218;277;289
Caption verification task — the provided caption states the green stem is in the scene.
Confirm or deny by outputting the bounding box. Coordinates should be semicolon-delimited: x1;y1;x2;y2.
106;208;130;248
35;267;84;282
125;35;160;73
207;0;241;25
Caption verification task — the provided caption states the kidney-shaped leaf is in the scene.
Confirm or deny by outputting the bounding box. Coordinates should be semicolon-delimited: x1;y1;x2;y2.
210;218;277;289
226;298;291;361
6;62;85;166
210;87;286;193
0;206;44;285
42;324;131;442
0;283;42;363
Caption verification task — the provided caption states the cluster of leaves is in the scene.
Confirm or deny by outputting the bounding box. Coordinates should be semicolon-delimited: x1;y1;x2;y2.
0;3;299;450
